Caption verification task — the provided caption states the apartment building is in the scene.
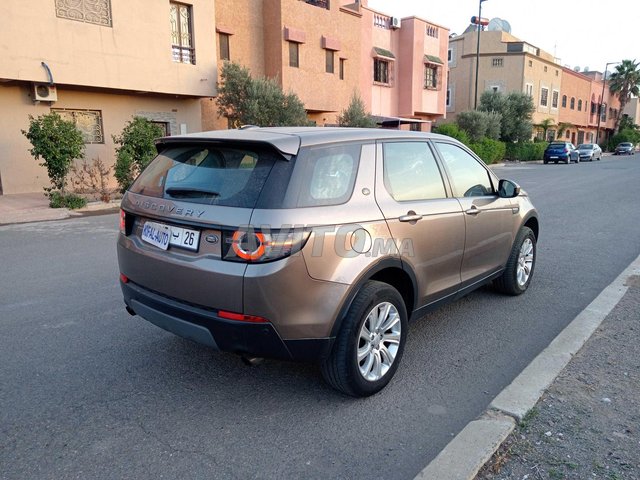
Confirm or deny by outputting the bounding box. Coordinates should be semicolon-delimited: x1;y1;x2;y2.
0;0;216;194
206;0;362;130
207;0;449;131
359;3;448;130
446;29;623;145
447;30;561;127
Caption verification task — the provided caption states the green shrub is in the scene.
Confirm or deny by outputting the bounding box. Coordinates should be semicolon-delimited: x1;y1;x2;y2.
468;138;506;164
49;191;88;209
21;112;85;195
505;141;548;161
113;117;165;193
456;110;502;142
338;92;377;128
433;123;470;145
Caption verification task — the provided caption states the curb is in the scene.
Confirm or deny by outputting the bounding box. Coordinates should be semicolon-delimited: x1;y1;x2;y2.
413;252;640;480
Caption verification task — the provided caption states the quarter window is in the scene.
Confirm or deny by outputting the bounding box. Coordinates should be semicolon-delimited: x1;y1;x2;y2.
170;2;195;64
52;108;104;144
435;143;493;197
383;142;446;202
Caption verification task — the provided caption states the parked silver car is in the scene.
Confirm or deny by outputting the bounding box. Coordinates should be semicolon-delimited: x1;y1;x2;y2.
576;143;602;162
117;128;539;396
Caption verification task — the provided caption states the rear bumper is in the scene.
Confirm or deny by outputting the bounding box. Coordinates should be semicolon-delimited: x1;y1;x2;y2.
121;280;333;362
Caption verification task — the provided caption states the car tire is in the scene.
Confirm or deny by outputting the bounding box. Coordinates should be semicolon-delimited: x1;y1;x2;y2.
321;280;408;397
493;227;536;296
543;159;549;164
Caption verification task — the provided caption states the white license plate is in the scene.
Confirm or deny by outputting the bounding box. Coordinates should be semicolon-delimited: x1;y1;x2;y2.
550;156;558;159
141;221;171;250
169;225;200;251
141;221;200;251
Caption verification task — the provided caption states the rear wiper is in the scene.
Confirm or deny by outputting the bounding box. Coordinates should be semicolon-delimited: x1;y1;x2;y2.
165;187;220;197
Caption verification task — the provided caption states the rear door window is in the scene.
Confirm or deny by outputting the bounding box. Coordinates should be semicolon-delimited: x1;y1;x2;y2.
382;142;447;201
129;144;278;208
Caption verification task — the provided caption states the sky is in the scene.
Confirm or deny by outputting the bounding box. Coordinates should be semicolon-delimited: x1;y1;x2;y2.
367;0;639;74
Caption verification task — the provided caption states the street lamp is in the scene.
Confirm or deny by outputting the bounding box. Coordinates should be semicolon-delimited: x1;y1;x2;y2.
595;61;619;146
473;0;488;110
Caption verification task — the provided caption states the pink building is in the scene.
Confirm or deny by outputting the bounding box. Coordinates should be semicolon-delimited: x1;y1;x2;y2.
359;1;449;130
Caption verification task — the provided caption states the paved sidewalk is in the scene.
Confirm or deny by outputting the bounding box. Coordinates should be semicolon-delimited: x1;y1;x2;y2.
476;277;640;479
0;192;119;225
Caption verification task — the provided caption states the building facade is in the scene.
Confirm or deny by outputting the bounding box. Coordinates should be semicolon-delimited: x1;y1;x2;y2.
206;0;449;131
0;0;217;194
446;29;621;145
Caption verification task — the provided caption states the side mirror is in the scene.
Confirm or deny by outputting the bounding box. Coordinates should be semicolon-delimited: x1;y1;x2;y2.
498;179;521;198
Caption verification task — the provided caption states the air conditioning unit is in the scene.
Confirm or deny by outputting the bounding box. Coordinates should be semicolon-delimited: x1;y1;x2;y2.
32;83;58;102
390;17;401;29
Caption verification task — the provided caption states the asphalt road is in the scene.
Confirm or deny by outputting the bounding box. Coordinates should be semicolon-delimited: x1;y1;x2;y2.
1;155;640;480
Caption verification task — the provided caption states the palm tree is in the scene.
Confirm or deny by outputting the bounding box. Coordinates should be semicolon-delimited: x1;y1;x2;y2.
536;117;555;141
608;59;640;133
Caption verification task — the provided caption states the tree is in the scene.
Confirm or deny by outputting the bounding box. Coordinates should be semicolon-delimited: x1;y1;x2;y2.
608;59;640;133
456;110;502;142
433;123;470;145
479;91;535;142
535;118;555;141
337;93;377;128
216;61;310;128
113;117;165;192
557;122;573;141
22;112;85;195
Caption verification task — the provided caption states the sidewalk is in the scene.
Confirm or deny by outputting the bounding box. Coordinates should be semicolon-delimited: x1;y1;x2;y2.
0;192;119;225
476;277;640;479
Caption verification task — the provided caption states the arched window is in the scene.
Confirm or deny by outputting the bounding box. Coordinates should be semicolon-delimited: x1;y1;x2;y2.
570;97;575;109
578;99;583;111
562;95;567;108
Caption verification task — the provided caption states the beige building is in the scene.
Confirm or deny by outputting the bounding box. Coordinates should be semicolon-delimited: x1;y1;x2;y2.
447;30;562;127
0;0;217;195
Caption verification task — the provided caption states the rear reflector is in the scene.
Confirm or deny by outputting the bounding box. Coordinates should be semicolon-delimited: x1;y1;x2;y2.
120;273;129;284
218;310;268;323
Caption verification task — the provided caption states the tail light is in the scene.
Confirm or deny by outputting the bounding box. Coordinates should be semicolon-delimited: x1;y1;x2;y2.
222;227;310;263
119;209;126;234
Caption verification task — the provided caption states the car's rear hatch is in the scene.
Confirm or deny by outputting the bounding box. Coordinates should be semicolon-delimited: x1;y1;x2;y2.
546;144;568;155
118;135;299;313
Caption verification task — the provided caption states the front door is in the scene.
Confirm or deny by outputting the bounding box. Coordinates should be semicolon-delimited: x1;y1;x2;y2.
432;141;516;285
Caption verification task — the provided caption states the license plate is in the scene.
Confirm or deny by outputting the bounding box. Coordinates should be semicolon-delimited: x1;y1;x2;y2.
550;156;558;159
169;225;200;251
141;221;171;250
141;221;200;251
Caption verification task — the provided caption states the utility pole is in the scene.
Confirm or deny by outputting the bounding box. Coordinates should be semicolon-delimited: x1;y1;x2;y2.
473;0;487;110
596;62;619;146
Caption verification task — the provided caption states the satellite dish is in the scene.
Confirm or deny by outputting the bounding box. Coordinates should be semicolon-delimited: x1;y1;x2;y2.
487;18;512;33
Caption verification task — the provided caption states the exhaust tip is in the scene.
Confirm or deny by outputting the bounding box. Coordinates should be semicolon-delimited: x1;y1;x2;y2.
240;355;264;366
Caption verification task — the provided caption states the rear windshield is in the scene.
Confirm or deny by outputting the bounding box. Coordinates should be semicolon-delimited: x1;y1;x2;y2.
577;144;593;149
619;143;632;147
129;144;281;208
548;142;567;148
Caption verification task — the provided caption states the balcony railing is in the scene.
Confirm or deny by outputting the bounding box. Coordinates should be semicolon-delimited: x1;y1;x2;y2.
303;0;329;9
374;14;390;29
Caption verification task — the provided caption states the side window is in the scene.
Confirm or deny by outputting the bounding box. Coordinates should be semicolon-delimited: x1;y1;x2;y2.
285;143;361;207
435;142;494;197
383;142;447;201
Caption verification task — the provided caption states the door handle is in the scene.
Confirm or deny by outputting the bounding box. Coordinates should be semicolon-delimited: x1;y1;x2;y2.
465;205;481;215
399;212;423;223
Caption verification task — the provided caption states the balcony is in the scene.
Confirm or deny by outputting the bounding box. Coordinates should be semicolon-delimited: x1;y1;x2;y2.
303;0;329;9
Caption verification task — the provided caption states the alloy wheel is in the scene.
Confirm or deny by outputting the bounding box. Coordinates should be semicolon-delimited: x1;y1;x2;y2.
517;238;534;287
357;302;401;382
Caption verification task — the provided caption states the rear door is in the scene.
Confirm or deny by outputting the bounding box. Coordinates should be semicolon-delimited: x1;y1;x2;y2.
374;141;465;308
118;143;283;312
432;141;515;285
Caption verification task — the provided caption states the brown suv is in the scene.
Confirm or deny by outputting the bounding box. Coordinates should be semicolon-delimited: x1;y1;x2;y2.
117;127;539;396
